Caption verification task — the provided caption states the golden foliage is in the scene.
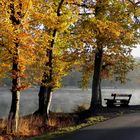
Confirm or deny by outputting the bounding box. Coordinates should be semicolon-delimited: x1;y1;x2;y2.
0;0;139;88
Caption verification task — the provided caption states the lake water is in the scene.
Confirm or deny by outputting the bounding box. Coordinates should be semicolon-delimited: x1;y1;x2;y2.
0;87;140;118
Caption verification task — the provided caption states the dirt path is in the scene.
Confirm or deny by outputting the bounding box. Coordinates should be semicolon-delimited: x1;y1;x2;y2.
53;113;140;140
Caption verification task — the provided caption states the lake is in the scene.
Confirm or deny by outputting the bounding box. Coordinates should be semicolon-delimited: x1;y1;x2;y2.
0;87;140;118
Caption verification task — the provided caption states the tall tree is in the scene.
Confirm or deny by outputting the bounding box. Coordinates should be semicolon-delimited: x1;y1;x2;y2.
66;0;139;111
32;0;81;123
0;0;33;132
89;0;139;111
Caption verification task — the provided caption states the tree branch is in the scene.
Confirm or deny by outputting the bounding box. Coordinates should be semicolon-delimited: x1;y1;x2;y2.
127;0;140;7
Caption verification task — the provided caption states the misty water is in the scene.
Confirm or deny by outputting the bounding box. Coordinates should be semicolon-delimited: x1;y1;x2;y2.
0;87;140;118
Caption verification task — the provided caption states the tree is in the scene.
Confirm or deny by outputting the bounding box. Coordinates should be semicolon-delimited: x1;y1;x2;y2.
32;0;81;123
65;0;139;112
89;0;139;111
0;0;33;132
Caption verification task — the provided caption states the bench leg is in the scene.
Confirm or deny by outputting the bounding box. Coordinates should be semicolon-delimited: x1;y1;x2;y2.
107;101;116;107
120;100;129;107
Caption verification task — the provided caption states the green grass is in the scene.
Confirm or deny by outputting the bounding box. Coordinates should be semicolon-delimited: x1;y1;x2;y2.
26;116;107;140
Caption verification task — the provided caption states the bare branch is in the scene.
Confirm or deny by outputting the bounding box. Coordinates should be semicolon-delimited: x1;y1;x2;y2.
79;12;95;16
68;2;95;9
135;1;140;6
127;0;140;7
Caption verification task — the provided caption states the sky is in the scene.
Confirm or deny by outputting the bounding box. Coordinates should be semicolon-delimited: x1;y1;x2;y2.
131;45;140;58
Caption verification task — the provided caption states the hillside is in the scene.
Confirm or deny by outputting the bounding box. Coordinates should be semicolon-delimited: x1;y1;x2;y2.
62;57;140;89
1;58;140;89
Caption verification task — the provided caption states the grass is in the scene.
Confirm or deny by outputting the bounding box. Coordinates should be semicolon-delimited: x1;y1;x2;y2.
0;112;106;139
27;105;140;140
0;112;79;139
1;105;140;140
26;115;107;140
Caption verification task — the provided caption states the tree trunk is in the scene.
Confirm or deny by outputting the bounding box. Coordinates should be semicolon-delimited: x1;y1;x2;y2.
89;47;103;112
34;48;53;123
7;53;20;133
7;91;20;133
43;87;52;122
34;85;52;116
99;79;102;106
34;0;64;123
89;0;106;113
7;1;23;133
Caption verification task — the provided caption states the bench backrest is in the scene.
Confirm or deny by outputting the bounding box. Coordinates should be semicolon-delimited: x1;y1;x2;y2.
111;93;132;102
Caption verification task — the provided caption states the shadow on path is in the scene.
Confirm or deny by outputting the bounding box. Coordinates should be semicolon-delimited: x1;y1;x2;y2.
53;113;140;140
53;127;140;140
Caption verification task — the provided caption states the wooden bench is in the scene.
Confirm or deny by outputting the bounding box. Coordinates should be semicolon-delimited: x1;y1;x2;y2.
104;93;132;107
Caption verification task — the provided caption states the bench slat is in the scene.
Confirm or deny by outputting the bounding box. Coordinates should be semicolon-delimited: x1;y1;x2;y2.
111;94;131;97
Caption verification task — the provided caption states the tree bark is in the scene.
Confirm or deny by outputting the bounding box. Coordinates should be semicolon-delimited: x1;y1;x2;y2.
34;39;54;122
7;91;20;133
7;1;22;133
89;47;103;112
7;50;20;133
34;85;52;123
89;0;105;113
98;78;102;106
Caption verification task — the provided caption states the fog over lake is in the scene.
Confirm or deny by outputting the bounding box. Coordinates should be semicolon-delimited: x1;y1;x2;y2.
0;87;140;118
